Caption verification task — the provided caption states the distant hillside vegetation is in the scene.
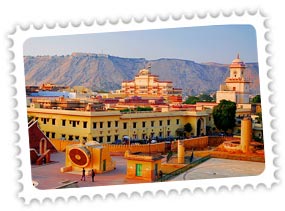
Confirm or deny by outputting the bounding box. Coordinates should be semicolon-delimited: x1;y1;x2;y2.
24;53;260;96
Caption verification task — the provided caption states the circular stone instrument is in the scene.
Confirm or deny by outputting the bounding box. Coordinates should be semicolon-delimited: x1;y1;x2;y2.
68;146;91;167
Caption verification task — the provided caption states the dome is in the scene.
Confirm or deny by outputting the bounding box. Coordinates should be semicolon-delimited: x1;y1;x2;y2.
139;68;150;75
230;54;246;68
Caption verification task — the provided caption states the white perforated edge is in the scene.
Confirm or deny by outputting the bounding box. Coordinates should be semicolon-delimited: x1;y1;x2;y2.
7;9;278;205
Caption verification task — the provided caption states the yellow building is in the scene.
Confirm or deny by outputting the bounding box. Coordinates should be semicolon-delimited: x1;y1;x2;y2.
61;140;116;174
27;107;209;144
125;150;163;181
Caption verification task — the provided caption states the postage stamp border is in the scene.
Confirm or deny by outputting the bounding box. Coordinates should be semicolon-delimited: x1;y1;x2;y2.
8;9;278;204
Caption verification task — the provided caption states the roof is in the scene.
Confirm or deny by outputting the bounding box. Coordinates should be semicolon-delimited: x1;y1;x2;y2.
229;53;246;68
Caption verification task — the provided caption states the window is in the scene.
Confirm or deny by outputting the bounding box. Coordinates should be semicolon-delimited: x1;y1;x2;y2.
123;122;127;129
167;120;170;126
83;121;87;128
52;119;56;125
46;132;50;138
107;136;111;143
70;120;77;127
114;135;119;141
107;121;111;128
99;136;104;143
62;119;66;126
176;119;180;125
83;137;87;142
51;132;55;139
61;134;66;140
43;118;48;124
93;122;97;129
92;137;97;141
151;121;155;127
133;122;137;129
142;121;146;128
115;121;119;127
136;164;142;176
75;136;79;141
68;135;73;141
159;120;163;126
100;122;104;128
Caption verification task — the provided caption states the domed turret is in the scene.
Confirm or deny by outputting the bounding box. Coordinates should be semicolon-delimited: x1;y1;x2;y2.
138;68;150;76
229;53;246;68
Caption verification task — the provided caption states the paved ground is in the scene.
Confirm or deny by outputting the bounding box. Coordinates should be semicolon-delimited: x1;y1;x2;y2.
31;153;265;189
32;152;150;189
170;158;265;181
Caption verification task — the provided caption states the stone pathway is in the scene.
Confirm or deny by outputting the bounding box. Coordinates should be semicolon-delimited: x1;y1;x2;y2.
170;158;265;181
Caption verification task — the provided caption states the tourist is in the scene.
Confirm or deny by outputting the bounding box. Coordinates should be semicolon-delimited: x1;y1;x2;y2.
91;169;95;182
159;170;163;182
81;168;86;181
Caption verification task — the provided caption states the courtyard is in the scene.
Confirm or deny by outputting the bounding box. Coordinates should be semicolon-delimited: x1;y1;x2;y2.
31;152;265;189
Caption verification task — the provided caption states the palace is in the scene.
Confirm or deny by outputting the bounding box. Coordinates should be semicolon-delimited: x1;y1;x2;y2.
117;65;182;104
26;54;260;144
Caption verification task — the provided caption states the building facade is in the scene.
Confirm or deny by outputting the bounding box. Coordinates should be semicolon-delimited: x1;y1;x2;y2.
27;107;208;144
216;54;251;104
118;67;182;103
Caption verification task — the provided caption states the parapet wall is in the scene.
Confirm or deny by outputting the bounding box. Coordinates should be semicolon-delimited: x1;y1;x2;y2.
51;139;166;154
51;139;78;151
51;137;238;154
208;136;240;147
171;136;240;151
103;142;166;154
171;137;209;151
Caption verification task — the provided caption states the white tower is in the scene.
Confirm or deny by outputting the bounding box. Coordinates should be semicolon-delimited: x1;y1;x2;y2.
216;54;251;104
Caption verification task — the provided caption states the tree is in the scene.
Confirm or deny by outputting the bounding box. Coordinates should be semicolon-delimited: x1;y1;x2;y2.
252;94;261;103
198;93;213;102
184;122;192;137
184;123;193;134
184;93;213;104
256;112;262;124
213;100;236;133
183;96;199;104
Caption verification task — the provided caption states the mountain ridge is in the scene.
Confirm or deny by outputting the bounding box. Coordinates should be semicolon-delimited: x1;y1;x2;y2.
24;53;260;96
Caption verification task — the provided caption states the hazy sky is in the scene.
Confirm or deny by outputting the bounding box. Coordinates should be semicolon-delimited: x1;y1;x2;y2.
23;24;258;64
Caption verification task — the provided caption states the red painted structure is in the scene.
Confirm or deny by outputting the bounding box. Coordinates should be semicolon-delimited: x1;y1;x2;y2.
28;121;57;164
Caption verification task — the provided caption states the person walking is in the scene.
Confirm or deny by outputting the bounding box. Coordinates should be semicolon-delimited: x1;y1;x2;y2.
159;170;163;182
91;169;95;182
81;168;86;181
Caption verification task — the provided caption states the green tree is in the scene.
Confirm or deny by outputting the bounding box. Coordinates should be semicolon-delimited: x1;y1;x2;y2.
184;123;193;137
184;123;193;133
136;106;153;111
198;93;213;102
183;96;199;104
213;100;237;133
256;112;262;124
252;94;261;103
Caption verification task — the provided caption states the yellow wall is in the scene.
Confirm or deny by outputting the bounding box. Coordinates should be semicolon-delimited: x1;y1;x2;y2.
126;158;161;181
28;108;208;144
51;139;166;154
62;142;116;174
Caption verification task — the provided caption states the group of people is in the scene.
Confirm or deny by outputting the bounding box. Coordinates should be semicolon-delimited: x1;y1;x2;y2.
80;168;96;182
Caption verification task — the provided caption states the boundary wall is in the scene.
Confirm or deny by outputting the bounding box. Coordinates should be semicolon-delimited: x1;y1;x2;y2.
51;136;236;154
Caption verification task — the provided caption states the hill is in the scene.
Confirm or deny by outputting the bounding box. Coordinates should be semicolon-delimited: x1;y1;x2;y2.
24;53;260;96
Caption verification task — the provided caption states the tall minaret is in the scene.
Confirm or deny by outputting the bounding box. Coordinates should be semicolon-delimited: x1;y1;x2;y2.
216;54;251;104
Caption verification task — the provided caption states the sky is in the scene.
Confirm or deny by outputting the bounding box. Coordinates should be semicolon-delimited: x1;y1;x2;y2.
23;24;258;64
